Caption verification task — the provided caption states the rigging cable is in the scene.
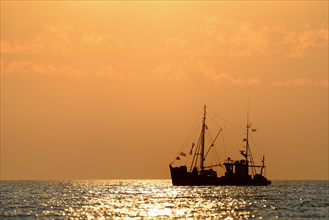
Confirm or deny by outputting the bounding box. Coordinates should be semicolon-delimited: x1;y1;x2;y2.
250;132;262;160
206;112;222;129
206;109;229;158
171;110;203;164
190;131;203;171
208;107;245;130
220;130;229;158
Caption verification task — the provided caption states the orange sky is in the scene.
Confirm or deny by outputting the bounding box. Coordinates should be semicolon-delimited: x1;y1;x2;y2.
1;1;328;180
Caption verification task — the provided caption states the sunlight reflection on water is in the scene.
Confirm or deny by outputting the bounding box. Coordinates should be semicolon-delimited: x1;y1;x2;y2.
0;180;328;219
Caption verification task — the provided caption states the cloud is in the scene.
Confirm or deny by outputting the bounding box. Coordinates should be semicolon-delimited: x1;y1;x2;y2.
198;17;271;56
1;61;136;80
199;16;235;37
1;60;87;77
283;24;328;57
164;37;185;48
151;63;189;82
96;65;134;80
0;39;44;54
32;64;87;76
228;22;270;56
151;59;261;85
0;23;131;56
1;60;32;76
1;25;74;55
198;17;328;57
44;25;73;53
81;34;108;46
193;61;261;86
273;78;328;87
96;65;117;79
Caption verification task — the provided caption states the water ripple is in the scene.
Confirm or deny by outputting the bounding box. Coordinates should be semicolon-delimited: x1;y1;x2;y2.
0;180;328;219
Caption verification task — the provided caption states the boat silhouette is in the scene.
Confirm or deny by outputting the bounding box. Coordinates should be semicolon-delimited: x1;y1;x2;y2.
169;105;271;186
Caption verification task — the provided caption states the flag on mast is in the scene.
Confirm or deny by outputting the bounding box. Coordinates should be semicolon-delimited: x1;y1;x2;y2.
179;152;186;157
189;143;195;155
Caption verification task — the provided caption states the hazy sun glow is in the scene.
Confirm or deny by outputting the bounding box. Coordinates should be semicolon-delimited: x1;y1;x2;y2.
1;1;328;180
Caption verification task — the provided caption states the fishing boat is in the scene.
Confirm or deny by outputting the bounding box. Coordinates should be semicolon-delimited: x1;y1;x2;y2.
169;105;271;186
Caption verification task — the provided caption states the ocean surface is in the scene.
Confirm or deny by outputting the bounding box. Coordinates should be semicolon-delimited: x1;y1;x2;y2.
0;180;328;219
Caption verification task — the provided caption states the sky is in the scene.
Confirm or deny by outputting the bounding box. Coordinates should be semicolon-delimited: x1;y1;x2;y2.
1;1;328;180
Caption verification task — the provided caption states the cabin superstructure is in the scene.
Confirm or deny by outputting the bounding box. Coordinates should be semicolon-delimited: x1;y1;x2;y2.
169;105;271;186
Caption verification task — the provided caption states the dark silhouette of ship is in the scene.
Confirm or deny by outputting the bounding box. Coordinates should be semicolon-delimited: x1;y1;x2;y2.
169;105;271;186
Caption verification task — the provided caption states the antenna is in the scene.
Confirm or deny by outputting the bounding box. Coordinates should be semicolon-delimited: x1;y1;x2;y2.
247;97;250;128
200;104;206;172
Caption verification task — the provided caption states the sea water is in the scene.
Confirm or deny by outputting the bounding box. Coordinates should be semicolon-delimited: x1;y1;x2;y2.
0;180;328;219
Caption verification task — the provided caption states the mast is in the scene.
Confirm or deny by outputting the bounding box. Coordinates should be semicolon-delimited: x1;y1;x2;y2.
245;100;250;162
200;105;206;172
245;100;251;176
246;115;249;161
246;99;256;176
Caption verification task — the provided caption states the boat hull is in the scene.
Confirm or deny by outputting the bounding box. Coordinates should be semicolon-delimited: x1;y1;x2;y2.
170;165;271;186
170;165;220;186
